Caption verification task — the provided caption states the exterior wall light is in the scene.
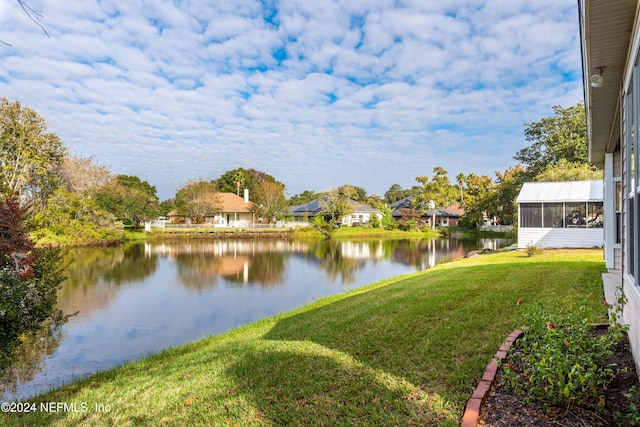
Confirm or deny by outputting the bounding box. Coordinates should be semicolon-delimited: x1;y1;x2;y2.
590;67;604;88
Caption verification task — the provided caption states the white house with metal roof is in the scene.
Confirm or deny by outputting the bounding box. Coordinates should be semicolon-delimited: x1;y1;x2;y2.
516;180;604;249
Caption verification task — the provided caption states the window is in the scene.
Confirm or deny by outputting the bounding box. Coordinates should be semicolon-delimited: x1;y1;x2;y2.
519;201;603;229
520;203;542;227
587;202;604;228
625;58;640;285
565;203;586;228
543;203;564;228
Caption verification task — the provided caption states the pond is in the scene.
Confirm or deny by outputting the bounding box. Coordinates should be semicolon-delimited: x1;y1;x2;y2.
1;237;511;402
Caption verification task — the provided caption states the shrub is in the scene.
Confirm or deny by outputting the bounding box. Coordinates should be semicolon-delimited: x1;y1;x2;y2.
0;197;66;369
526;244;543;257
30;188;124;246
369;214;381;228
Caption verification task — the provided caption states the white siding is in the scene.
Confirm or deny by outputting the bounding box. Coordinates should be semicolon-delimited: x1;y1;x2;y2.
518;228;604;249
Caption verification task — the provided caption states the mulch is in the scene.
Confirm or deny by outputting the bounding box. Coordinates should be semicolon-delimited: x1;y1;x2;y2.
477;330;640;427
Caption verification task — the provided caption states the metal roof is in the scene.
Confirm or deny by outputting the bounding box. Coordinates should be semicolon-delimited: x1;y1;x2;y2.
579;0;638;166
516;180;603;203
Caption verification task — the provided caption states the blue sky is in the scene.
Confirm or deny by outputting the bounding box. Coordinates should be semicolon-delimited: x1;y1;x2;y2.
0;0;583;200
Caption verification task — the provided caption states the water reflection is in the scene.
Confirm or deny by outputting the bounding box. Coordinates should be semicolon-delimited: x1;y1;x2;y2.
0;323;64;397
2;237;510;402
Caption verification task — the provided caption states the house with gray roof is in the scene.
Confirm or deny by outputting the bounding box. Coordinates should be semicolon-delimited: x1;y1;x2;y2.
290;197;382;226
390;197;461;227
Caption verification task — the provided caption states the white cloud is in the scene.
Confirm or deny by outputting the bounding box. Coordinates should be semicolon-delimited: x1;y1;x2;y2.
0;0;583;199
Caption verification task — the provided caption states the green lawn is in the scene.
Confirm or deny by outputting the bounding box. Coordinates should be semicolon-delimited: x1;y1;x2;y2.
0;249;607;426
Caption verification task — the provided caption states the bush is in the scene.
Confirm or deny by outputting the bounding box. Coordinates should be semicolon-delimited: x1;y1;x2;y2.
30;189;125;246
526;244;543;257
0;197;66;369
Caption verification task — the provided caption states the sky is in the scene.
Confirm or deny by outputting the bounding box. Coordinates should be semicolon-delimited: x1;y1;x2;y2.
0;0;583;200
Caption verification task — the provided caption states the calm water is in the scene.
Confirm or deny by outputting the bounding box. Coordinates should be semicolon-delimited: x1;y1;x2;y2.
1;237;509;401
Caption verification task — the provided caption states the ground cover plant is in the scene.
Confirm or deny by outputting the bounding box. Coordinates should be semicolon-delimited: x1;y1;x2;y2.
479;294;640;426
0;249;607;426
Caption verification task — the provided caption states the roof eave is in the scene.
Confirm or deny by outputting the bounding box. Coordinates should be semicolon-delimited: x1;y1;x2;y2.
580;0;638;167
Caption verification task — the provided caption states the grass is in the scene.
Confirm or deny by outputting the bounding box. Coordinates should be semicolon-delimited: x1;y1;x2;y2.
0;249;606;426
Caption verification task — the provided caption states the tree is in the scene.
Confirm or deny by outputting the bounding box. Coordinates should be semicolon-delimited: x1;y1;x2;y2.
215;168;255;195
398;208;424;231
459;174;495;228
384;184;419;204
0;196;65;369
377;204;398;230
95;175;159;227
290;190;322;205
251;180;288;223
365;194;385;209
415;166;458;211
215;168;281;196
158;198;176;217
319;187;355;227
175;180;221;223
534;159;603;182
56;155;112;196
455;172;466;204
515;103;588;179
1;1;50;46
492;164;527;225
0;98;66;207
338;185;367;203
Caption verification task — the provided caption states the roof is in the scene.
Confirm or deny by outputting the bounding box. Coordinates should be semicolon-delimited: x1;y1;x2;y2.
389;197;414;214
516;180;603;203
579;0;638;166
291;197;380;216
390;197;460;218
168;192;252;216
217;192;252;212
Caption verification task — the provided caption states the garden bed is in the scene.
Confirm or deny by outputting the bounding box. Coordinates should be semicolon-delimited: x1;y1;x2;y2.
478;328;640;426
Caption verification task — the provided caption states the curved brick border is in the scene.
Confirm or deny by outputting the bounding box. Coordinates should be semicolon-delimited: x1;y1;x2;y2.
460;329;523;427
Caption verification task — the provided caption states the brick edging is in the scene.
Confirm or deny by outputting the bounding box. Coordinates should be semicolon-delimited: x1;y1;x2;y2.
460;329;523;427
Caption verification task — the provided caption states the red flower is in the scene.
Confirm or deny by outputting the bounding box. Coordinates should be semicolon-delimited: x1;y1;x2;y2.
547;322;556;329
516;298;523;306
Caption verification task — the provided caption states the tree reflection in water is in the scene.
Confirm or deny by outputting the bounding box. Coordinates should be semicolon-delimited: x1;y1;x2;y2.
0;322;64;397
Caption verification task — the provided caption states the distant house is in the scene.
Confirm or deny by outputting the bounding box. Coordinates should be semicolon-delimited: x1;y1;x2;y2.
290;197;383;226
210;191;254;227
169;190;255;227
390;197;461;227
516;180;604;249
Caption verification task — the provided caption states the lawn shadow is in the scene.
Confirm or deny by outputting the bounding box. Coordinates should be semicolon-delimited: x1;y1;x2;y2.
223;342;458;426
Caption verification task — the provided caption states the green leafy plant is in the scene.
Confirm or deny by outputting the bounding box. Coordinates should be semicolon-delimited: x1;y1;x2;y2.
501;305;626;409
0;197;66;369
613;387;640;426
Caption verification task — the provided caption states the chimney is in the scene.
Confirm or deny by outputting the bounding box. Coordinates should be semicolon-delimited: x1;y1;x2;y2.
244;188;249;203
